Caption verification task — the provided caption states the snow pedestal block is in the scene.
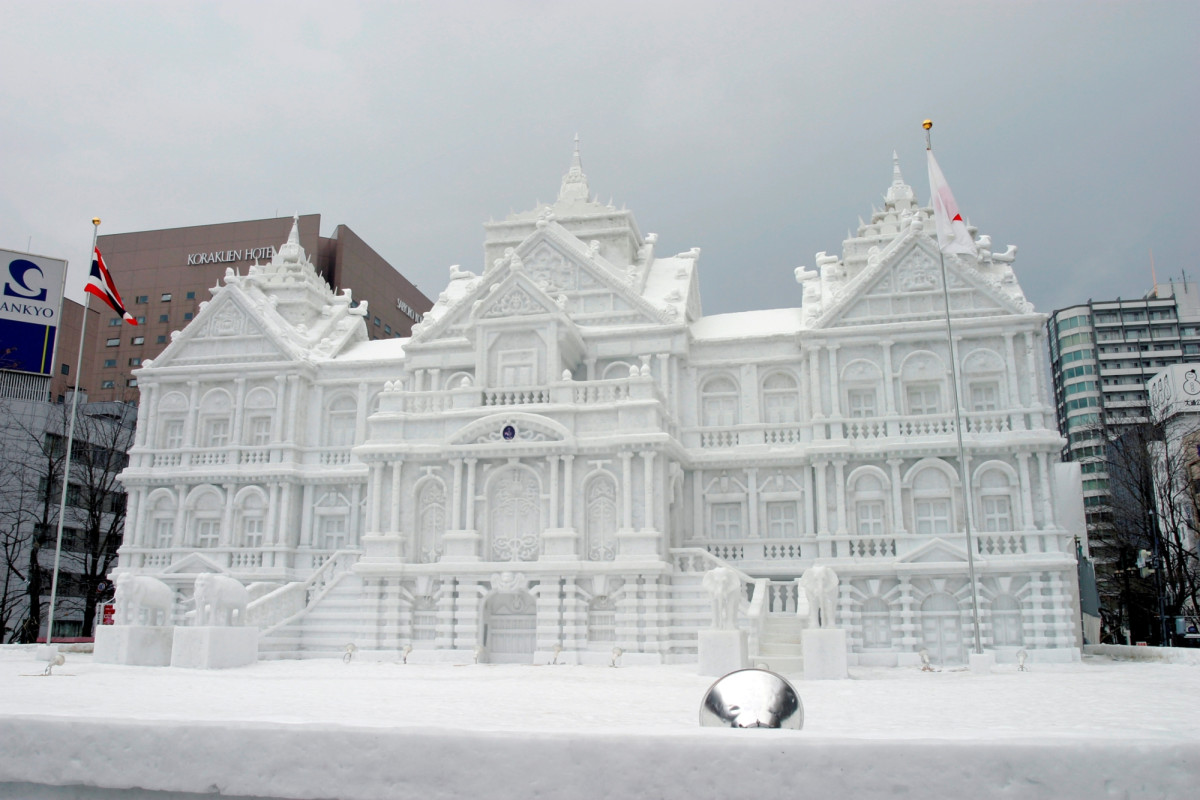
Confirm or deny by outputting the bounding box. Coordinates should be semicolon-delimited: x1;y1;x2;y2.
697;629;748;677
94;625;174;666
969;651;997;674
802;628;848;680
171;626;259;669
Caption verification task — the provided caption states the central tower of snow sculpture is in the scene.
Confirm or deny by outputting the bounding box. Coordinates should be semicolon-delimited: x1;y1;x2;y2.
116;143;1084;670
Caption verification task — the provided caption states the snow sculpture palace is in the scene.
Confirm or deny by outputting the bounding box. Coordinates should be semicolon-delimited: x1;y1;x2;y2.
115;145;1084;667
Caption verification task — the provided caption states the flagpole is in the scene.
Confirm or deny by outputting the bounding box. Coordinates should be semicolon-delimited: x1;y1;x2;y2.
45;217;100;646
924;121;984;656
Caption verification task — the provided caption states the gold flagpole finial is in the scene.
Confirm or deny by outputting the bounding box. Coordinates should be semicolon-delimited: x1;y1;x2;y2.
922;119;932;130
92;217;101;226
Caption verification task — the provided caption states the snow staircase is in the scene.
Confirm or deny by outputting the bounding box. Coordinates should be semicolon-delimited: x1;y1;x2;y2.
753;615;806;675
258;571;364;659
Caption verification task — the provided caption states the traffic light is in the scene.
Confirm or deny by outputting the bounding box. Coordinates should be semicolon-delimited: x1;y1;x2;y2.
1137;549;1156;579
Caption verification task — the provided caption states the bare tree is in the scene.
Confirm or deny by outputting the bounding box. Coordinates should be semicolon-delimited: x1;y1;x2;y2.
0;396;133;642
1101;419;1200;644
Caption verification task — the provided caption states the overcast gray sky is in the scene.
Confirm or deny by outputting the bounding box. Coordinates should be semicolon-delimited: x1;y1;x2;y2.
2;1;1196;318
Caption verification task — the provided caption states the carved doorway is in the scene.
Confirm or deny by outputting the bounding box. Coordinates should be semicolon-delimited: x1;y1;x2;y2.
483;591;537;663
921;592;965;665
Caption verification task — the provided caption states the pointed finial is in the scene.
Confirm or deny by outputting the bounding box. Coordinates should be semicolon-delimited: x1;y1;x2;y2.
288;213;300;245
892;150;904;185
558;134;589;202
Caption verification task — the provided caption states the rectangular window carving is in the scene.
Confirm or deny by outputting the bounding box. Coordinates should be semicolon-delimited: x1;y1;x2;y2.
711;503;743;540
765;502;797;539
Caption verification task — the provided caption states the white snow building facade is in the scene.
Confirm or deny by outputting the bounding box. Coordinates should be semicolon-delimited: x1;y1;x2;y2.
116;150;1084;666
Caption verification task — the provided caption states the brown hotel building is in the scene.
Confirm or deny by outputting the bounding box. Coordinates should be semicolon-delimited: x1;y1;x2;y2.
81;215;431;403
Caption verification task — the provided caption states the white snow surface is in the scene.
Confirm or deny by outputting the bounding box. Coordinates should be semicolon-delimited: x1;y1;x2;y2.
1;648;1197;800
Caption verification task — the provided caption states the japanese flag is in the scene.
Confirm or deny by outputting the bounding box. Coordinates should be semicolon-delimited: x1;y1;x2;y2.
926;150;977;256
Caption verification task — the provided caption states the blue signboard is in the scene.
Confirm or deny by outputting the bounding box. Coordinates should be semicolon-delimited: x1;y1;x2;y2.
0;248;67;376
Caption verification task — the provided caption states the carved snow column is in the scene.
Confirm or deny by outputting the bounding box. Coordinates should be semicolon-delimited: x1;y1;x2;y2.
451;459;464;530
584;358;596;381
807;344;825;440
1003;333;1025;430
888;459;907;535
285;375;301;445
460;460;475;534
656;353;670;398
618;451;658;559
880;340;897;414
542;455;579;559
442;459;481;562
621;452;633;529
273;376;287;451
264;483;280;568
348;483;362;548
560;456;573;530
135;384;154;449
1016;453;1036;545
390;460;403;533
746;468;759;539
367;464;383;534
827;345;842;439
561;578;587;653
1035;451;1056;536
897;577;918;652
125;489;143;554
814;461;832;557
220;483;236;549
354;381;369;445
231;378;246;454
299;485;314;548
173;483;188;550
1023;330;1042;414
802;466;815;536
183;380;200;457
958;453;973;537
833;460;848;536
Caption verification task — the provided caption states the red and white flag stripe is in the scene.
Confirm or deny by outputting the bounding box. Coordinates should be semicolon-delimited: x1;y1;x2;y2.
86;247;137;325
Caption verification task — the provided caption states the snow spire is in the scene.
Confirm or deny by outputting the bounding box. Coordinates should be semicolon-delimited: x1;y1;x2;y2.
558;133;590;202
884;151;916;210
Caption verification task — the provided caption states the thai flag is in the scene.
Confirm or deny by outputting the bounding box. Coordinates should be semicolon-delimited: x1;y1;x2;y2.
86;247;136;325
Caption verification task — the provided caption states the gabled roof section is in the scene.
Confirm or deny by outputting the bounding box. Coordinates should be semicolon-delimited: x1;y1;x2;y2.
160;552;226;575
145;289;298;368
409;221;680;344
800;153;1032;330
149;216;369;365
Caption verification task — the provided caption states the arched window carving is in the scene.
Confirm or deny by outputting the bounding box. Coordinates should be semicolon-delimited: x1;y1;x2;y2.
235;489;268;548
149;493;177;549
761;372;800;424
325;395;358;447
314;488;351;550
243;387;276;447
977;466;1017;532
962;348;1007;412
842;360;883;419
900;351;946;416
911;467;954;535
584;474;618;561
601;361;635;381
158;391;189;450
701;376;740;427
189;489;223;548
417;479;447;563
198;389;233;448
851;471;889;537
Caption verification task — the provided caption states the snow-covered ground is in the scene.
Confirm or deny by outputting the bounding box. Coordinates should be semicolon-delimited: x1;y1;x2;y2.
1;647;1197;799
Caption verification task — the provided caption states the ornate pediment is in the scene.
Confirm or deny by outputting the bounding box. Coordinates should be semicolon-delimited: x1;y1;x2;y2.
148;292;295;368
478;283;559;319
897;537;969;564
448;412;573;447
813;235;1023;329
159;552;227;575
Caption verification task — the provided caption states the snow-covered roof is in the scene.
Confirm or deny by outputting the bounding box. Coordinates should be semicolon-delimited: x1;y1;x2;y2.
690;307;804;341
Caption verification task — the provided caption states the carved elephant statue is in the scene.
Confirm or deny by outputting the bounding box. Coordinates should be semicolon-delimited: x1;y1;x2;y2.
798;565;839;629
193;573;249;627
701;567;742;630
114;573;175;627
